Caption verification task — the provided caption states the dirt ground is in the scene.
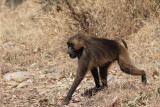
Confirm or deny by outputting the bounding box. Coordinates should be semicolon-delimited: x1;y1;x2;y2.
0;0;160;107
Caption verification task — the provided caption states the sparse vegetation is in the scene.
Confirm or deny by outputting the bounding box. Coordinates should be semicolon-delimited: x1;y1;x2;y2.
127;91;153;106
0;0;160;106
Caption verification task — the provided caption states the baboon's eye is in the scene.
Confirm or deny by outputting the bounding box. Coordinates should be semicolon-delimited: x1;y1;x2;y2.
68;43;74;47
71;46;75;51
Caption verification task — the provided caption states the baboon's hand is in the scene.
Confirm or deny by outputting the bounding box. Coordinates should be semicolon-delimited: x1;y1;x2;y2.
62;98;70;105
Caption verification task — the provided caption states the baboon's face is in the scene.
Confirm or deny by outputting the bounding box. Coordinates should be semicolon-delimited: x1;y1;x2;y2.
67;41;84;59
67;34;86;59
67;42;77;58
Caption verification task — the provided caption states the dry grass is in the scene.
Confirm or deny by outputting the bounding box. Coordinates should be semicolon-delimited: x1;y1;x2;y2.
0;0;160;106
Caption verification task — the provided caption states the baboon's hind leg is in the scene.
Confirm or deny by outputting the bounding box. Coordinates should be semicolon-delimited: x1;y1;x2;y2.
99;62;112;87
118;49;147;84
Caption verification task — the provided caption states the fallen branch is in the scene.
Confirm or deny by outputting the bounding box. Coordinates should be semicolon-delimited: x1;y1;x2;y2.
64;0;89;32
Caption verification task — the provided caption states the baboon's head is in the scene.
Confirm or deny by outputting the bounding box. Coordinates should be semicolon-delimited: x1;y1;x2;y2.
67;33;87;58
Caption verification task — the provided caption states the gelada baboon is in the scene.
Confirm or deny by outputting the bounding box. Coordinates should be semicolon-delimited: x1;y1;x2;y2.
62;33;147;105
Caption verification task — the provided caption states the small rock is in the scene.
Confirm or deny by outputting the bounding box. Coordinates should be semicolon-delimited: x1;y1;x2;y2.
3;71;31;82
72;96;81;103
153;70;160;79
17;79;33;88
1;63;13;74
4;42;16;47
30;63;39;69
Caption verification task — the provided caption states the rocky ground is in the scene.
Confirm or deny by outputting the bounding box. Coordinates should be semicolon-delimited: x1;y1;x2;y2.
0;0;160;107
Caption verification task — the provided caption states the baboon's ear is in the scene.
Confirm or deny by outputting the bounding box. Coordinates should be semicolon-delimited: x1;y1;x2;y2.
72;39;86;50
79;40;86;48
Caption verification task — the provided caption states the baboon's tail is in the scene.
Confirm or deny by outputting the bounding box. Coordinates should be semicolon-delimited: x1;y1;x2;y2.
121;39;128;49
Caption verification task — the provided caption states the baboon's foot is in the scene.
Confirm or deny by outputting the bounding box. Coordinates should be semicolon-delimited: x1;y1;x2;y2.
142;73;147;85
